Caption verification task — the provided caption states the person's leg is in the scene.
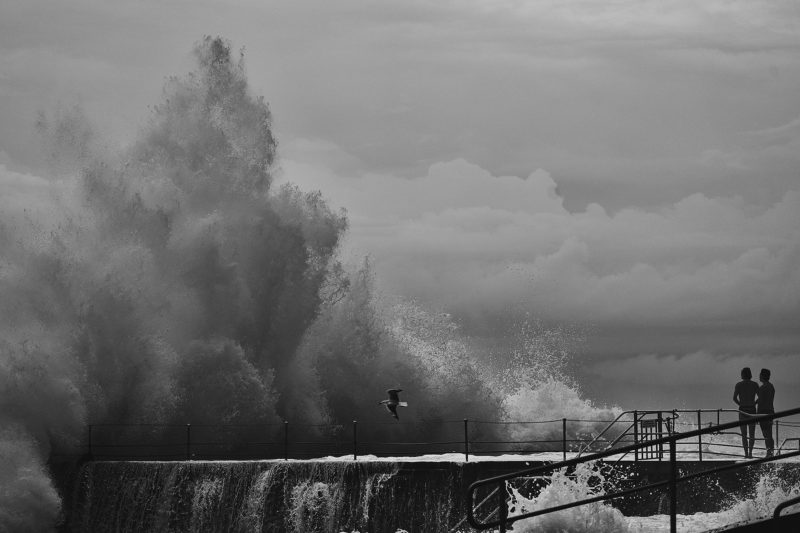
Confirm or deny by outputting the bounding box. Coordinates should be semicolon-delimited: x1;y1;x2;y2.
759;419;774;457
738;412;748;456
747;421;756;458
765;421;774;456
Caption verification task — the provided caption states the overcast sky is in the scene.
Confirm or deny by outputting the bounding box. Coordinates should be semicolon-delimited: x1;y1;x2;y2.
1;0;798;409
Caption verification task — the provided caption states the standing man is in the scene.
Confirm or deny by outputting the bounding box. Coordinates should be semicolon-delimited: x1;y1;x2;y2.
757;368;775;457
733;367;759;458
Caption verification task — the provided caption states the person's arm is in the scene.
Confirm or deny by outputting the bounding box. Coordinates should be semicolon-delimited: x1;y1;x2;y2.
733;383;741;406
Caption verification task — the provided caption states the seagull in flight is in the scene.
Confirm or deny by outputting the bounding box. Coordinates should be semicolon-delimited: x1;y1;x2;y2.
379;389;407;420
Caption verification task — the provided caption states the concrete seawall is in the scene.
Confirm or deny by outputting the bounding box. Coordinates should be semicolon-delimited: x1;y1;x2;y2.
61;458;800;532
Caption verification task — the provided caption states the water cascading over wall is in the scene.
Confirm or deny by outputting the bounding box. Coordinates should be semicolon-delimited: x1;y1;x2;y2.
65;458;800;532
67;461;466;533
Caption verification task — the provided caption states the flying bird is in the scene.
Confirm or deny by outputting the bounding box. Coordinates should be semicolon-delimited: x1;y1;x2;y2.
378;389;407;420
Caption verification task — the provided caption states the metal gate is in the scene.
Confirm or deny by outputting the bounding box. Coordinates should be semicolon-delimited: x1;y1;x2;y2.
638;414;663;459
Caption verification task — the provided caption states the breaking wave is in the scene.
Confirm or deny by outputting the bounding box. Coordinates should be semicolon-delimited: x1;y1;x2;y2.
0;36;617;530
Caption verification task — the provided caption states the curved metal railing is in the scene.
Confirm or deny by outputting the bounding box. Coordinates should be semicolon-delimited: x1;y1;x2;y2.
466;406;800;533
775;495;800;519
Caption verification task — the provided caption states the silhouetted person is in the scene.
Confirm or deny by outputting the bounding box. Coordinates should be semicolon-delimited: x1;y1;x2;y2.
378;389;407;420
757;368;775;457
733;367;758;458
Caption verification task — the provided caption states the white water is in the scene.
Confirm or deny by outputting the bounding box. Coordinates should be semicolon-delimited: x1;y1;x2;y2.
298;453;800;532
502;461;800;533
70;453;800;532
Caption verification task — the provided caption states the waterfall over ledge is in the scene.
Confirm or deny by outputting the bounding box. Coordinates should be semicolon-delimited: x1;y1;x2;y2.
64;458;800;532
67;460;465;532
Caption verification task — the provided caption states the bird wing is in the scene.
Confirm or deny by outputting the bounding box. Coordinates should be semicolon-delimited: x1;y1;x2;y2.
387;389;402;402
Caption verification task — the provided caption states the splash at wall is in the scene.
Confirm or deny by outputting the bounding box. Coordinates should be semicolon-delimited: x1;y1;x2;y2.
493;318;620;450
1;36;345;529
506;462;631;533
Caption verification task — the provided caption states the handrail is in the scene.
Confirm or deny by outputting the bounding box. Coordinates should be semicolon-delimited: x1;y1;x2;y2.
604;420;637;454
578;409;677;461
578;408;748;459
466;406;800;533
774;495;800;519
778;437;800;454
576;410;634;457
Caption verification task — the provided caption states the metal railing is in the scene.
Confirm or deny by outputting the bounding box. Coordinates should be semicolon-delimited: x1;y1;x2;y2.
775;495;800;519
466;406;800;533
79;408;800;462
780;438;800;453
577;409;681;460
578;408;790;462
83;417;612;461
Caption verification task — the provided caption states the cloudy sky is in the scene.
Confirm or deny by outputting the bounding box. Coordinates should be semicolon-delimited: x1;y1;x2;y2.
1;0;798;409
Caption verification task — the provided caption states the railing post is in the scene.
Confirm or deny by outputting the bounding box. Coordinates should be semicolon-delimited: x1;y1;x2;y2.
717;408;721;426
464;419;469;462
633;411;639;462
353;420;358;461
776;420;779;450
658;412;664;460
562;418;567;461
284;421;289;461
697;410;703;462
498;481;508;533
669;438;677;533
186;423;191;460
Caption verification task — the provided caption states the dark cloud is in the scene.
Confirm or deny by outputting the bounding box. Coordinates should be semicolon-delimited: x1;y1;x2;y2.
2;0;800;208
282;156;799;322
280;153;800;392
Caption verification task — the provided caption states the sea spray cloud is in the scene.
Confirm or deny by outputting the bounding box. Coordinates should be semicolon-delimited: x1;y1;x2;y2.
0;425;61;532
0;36;348;528
288;261;507;444
0;35;621;530
0;168;88;527
497;318;620;448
